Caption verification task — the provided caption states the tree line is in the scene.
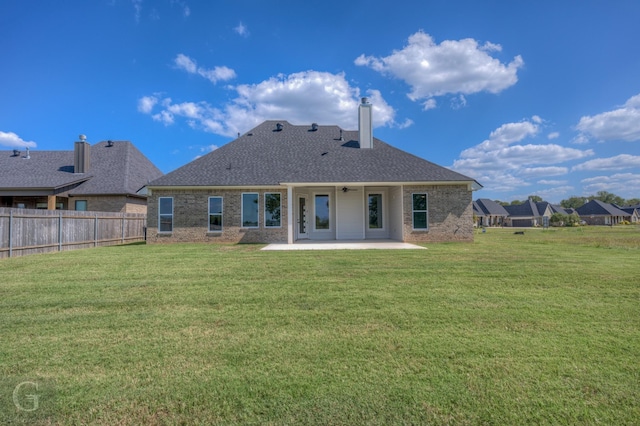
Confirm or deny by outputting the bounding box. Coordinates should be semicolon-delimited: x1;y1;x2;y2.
495;191;640;209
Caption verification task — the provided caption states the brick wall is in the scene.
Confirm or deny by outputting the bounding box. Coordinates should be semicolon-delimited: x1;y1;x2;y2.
70;195;148;214
402;185;474;242
147;188;288;244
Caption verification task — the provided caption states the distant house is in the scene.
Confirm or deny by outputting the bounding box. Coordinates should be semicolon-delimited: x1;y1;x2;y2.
576;199;630;225
147;99;482;244
618;204;640;223
473;198;509;227
0;138;163;213
503;199;552;227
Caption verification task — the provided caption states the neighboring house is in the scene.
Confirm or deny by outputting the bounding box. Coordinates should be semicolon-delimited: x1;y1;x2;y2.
147;99;482;244
577;200;631;225
618;204;640;223
503;199;552;227
536;201;572;216
473;198;509;227
0;138;163;213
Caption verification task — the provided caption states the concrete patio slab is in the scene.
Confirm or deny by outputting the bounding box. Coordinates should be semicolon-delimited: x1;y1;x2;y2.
261;240;427;251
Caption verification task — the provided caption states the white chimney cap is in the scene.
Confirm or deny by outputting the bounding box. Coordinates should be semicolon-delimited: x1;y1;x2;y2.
79;134;87;141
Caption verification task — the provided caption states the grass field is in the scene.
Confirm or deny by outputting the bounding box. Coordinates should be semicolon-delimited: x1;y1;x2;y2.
1;226;639;425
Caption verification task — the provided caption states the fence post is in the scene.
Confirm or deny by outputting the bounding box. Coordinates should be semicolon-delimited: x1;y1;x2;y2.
122;214;126;244
8;209;13;258
58;211;63;252
94;213;98;247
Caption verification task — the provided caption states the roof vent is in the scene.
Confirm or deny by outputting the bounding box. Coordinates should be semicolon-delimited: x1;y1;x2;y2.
275;123;283;131
79;134;87;142
339;129;344;141
107;140;114;147
12;149;20;157
311;123;318;131
24;147;31;159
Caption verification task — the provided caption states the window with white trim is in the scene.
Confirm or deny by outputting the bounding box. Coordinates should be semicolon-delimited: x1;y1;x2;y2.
412;193;428;230
368;193;383;229
242;193;259;228
315;194;330;230
159;197;173;232
264;193;281;228
209;196;223;232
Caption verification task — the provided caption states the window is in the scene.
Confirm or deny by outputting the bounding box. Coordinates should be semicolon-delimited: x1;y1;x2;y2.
315;194;330;230
242;193;259;228
264;193;281;227
75;200;88;211
412;193;428;230
368;194;383;229
209;197;223;232
158;197;173;232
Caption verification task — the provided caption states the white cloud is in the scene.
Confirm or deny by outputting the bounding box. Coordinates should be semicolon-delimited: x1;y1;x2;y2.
422;99;437;111
451;117;593;193
138;70;399;137
355;31;524;103
450;94;467;110
547;132;560;139
575;92;640;142
132;0;143;22
0;131;37;148
520;167;568;178
174;54;236;84
581;173;640;197
538;179;568;185
572;154;640;171
234;22;249;37
137;95;158;113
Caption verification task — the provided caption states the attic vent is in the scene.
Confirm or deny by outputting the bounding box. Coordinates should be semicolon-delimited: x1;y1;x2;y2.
275;123;283;131
24;147;31;159
339;129;344;141
311;123;318;131
12;149;20;157
107;140;114;147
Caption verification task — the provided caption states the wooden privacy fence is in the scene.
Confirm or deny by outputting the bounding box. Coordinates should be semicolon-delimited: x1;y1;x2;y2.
0;208;147;258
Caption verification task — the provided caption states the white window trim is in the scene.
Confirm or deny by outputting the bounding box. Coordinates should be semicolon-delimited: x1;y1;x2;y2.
367;192;385;231
412;192;428;230
241;192;260;229
208;196;223;232
158;197;173;233
313;193;331;232
264;192;282;228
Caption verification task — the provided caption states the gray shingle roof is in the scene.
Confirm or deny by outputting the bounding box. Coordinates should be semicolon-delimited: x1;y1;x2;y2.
475;198;509;216
0;141;163;196
150;121;480;187
503;199;541;217
576;199;630;217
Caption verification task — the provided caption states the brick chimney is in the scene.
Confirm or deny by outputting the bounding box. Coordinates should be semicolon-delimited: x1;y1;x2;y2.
74;135;90;174
358;97;373;149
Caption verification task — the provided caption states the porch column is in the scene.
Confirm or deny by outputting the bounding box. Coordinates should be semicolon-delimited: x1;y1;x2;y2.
287;185;293;244
47;195;57;210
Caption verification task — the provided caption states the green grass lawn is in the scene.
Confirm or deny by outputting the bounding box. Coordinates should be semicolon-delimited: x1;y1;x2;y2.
1;226;639;425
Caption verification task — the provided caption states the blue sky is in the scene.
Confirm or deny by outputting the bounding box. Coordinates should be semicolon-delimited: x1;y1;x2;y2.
2;0;639;203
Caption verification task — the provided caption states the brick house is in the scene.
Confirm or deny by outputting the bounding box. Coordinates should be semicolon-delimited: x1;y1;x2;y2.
577;199;631;225
0;137;163;213
146;99;482;244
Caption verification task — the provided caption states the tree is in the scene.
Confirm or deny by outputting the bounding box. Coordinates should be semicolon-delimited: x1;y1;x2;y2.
528;195;543;203
625;198;640;206
561;196;587;209
590;191;624;206
549;212;565;227
510;200;523;205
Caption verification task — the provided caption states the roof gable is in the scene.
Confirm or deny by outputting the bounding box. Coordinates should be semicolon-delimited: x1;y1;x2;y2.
0;141;162;196
503;199;540;217
576;199;630;216
475;198;509;216
150;121;479;187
